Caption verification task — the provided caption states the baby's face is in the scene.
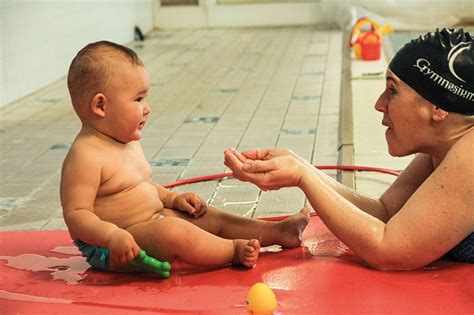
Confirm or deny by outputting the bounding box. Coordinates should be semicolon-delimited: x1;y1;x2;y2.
104;62;151;143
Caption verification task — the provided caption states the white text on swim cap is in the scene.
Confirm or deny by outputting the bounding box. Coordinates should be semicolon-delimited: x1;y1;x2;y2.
413;58;474;102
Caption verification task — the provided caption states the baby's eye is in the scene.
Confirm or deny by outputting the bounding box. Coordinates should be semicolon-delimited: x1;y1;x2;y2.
136;97;143;102
388;88;396;95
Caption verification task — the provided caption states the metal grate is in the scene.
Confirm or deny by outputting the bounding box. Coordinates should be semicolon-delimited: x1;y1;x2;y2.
217;0;318;3
161;0;198;6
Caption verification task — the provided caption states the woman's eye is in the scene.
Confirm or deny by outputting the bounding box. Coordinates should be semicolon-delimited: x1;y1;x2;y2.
388;88;396;95
136;97;143;102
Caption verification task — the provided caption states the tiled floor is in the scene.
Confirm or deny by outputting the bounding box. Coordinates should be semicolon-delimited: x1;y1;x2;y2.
0;26;345;231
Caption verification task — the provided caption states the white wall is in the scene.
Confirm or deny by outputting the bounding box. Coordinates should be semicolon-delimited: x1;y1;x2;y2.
322;0;474;31
0;0;154;108
154;0;327;29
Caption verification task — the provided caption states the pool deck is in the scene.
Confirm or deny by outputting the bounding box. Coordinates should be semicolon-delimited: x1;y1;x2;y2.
0;26;407;231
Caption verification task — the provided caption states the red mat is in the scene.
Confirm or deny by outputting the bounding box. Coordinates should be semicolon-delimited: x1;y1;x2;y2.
1;216;473;314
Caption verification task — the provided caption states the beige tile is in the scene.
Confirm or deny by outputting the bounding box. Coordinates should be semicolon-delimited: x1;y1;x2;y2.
0;27;345;231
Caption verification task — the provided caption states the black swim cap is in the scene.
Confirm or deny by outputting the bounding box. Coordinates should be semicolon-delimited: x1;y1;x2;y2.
389;28;474;115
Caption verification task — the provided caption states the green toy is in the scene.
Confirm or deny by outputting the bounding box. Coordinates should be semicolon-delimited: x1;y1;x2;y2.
129;249;171;278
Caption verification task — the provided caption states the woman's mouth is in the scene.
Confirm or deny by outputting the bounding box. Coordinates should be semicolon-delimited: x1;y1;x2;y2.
382;121;392;135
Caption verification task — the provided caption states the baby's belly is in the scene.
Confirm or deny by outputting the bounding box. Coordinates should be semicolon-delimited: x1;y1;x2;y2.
94;180;164;228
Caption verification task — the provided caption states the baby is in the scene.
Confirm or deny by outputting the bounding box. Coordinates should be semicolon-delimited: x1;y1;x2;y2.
60;41;310;272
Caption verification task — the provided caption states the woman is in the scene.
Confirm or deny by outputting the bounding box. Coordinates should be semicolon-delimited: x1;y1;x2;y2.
224;28;474;270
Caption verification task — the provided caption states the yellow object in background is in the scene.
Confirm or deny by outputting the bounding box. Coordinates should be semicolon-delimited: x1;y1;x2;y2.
349;17;393;60
246;282;278;315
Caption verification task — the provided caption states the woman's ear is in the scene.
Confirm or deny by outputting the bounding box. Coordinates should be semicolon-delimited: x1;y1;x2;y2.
90;93;107;117
432;106;449;122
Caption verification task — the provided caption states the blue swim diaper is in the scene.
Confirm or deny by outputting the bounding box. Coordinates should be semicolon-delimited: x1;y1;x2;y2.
74;239;109;271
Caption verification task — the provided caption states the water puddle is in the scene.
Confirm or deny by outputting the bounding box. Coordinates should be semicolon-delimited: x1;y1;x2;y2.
302;234;349;257
51;245;82;255
260;245;283;253
0;246;89;285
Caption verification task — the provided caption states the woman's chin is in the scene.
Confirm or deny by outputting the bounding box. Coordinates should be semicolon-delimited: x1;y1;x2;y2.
385;130;401;156
387;141;402;157
387;145;409;157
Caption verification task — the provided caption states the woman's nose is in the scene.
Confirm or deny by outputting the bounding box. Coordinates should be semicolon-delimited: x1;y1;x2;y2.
374;91;387;113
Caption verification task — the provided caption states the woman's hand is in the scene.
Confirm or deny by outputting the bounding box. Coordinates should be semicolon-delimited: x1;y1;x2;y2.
173;192;208;218
224;147;308;191
238;147;301;161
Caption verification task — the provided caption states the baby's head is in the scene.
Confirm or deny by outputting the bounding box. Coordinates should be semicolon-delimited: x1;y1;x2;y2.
67;41;144;119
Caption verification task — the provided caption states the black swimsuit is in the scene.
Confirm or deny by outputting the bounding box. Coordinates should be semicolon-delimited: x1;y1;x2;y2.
447;233;474;263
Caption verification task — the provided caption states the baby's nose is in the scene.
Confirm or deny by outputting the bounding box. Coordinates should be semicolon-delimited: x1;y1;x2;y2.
144;103;151;115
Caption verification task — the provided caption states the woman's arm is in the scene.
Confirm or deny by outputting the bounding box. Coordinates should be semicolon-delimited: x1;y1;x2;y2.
225;147;473;269
378;153;434;218
307;153;435;221
300;144;473;269
225;148;427;222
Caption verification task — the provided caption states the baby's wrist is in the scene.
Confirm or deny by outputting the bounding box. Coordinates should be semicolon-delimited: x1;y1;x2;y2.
105;228;121;248
163;192;179;208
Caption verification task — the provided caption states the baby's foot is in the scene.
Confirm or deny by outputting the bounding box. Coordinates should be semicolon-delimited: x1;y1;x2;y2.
279;207;311;248
233;239;260;267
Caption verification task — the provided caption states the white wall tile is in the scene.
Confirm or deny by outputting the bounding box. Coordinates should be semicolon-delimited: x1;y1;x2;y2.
0;0;154;108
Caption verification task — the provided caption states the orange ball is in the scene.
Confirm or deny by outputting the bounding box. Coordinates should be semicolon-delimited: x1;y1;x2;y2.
246;282;277;315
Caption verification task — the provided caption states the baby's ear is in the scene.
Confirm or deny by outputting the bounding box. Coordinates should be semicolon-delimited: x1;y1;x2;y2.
432;106;449;122
90;93;107;117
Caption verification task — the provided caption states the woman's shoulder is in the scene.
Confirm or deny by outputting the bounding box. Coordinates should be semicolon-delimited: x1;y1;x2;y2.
445;128;474;166
427;128;473;225
433;128;474;206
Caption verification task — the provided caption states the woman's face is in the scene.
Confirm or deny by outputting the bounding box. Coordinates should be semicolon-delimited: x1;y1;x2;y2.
374;69;434;157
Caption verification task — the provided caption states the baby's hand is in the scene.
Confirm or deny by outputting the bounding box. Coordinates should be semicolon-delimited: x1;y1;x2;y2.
173;192;207;218
107;229;141;264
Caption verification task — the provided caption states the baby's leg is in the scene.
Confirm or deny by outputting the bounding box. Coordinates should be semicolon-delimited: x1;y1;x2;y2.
126;217;260;267
163;206;310;248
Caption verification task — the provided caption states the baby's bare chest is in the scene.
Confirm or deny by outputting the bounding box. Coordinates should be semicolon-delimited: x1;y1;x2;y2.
92;142;164;227
98;146;152;197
